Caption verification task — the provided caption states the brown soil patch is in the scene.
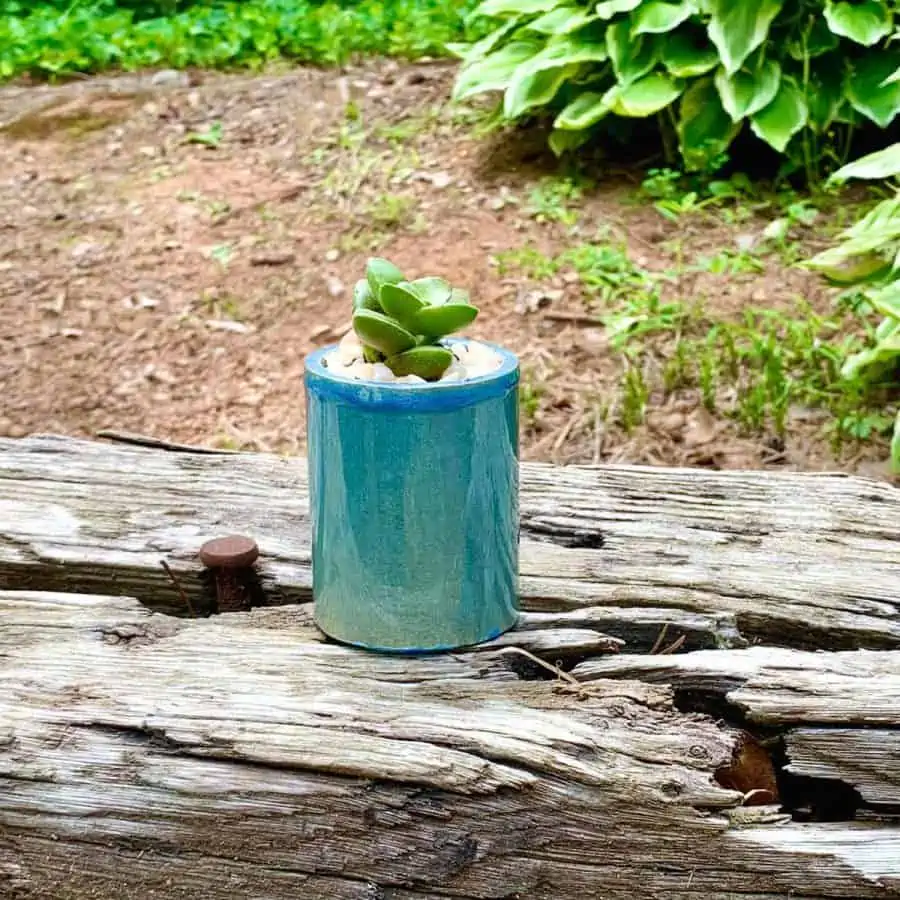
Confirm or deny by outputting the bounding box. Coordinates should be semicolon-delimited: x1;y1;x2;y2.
0;61;894;481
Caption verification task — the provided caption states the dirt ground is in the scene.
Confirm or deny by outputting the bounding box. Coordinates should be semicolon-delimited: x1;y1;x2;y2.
0;61;894;479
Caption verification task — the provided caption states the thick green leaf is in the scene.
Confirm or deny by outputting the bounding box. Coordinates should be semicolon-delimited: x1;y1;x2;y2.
883;66;900;87
453;41;540;101
352;309;417;357
714;58;781;122
830;144;900;182
750;78;808;153
678;76;741;170
706;0;783;75
554;90;614;129
505;64;577;118
823;1;892;47
473;0;564;17
365;257;404;298
607;21;658;84
407;277;454;305
607;72;684;116
847;52;900;128
414;303;480;337
353;279;381;312
526;6;598;34
379;283;425;329
595;0;642;19
632;1;695;36
385;346;454;381
659;30;719;77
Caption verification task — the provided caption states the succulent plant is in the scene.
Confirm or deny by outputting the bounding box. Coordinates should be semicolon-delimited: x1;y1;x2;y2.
351;257;480;381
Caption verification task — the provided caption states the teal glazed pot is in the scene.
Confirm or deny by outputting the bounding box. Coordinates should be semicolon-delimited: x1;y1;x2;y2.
304;339;520;653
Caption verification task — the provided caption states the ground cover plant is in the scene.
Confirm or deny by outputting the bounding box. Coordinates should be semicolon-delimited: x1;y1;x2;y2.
0;0;480;80
451;0;900;180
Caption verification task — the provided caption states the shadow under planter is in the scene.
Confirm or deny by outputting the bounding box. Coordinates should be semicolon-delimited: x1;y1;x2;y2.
304;340;520;653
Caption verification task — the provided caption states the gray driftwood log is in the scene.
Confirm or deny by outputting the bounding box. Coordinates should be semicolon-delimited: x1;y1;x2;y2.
1;435;899;900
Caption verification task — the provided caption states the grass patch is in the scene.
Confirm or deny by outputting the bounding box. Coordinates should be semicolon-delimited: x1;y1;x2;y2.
0;0;481;82
500;234;896;458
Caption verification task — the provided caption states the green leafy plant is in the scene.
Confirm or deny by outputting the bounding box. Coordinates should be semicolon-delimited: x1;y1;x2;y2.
351;257;480;381
806;143;900;471
450;0;900;178
0;0;480;81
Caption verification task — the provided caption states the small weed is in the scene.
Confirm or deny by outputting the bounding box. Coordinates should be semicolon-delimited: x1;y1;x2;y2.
526;176;585;226
186;122;224;148
696;248;765;275
520;373;544;426
365;193;416;229
620;360;649;433
494;247;558;280
209;243;233;268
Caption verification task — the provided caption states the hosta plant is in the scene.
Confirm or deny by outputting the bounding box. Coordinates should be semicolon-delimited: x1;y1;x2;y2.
351;257;480;381
806;144;900;471
451;0;900;176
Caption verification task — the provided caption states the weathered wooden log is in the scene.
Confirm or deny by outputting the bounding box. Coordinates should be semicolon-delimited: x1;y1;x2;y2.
1;436;899;900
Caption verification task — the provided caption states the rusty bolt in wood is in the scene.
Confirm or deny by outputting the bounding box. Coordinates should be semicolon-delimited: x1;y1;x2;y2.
199;535;259;614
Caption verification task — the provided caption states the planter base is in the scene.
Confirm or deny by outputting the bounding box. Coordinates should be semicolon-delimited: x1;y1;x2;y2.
313;613;518;655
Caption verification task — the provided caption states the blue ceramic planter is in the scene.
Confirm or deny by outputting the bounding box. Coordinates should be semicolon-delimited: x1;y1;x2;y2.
304;340;520;653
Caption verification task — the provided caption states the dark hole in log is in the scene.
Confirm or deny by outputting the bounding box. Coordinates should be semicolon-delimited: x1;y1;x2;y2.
521;520;605;549
678;691;866;823
769;737;864;823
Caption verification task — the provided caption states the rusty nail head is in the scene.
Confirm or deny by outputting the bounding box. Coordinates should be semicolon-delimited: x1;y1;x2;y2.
199;535;259;569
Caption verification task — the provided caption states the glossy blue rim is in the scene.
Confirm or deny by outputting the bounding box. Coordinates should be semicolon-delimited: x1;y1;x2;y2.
304;338;519;413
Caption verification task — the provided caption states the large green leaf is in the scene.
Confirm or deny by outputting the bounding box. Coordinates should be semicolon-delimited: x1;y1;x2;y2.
606;72;684;116
554;90;614;129
706;0;783;75
823;1;892;47
892;411;900;473
607;21;658;84
529;31;611;68
472;0;564;17
659;30;719;77
714;58;781;122
446;20;519;63
632;1;695;36
453;41;541;101
678;76;741;170
526;6;598;34
831;145;900;182
847;52;900;128
750;78;808;152
504;64;577;117
548;126;593;154
595;0;642;19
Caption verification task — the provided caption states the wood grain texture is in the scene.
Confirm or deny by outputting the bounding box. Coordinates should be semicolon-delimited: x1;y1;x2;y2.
1;436;898;649
1;436;900;899
786;728;900;806
2;589;899;900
